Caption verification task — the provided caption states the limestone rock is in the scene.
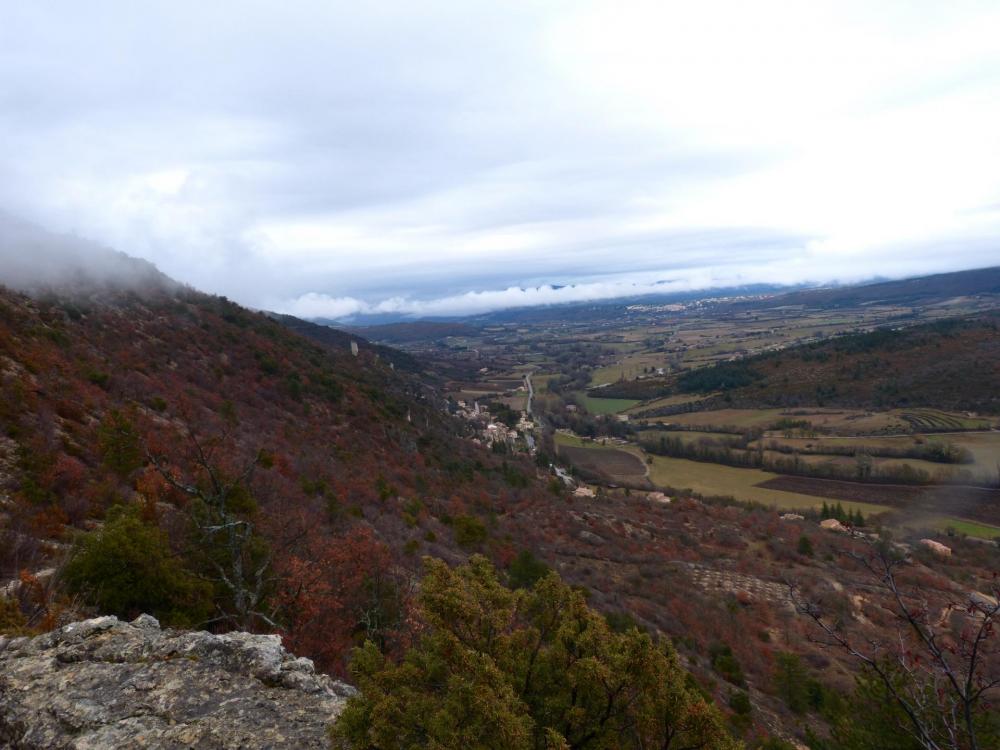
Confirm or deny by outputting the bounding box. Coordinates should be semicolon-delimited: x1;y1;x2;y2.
820;518;847;533
578;530;605;545
919;538;952;556
0;615;355;749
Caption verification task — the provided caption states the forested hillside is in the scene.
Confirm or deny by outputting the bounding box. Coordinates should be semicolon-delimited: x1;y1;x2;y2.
686;313;1000;412
614;312;1000;412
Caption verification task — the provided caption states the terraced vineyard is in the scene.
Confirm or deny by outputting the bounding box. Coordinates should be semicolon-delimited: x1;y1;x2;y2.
900;408;992;431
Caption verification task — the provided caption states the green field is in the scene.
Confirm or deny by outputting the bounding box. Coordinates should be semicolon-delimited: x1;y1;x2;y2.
555;432;637;451
576;392;641;415
639;431;970;481
555;432;596;449
643;454;890;515
767;434;938;451
914;518;1000;540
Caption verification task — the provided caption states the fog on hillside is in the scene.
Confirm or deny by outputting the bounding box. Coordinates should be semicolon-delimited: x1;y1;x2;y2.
0;212;174;296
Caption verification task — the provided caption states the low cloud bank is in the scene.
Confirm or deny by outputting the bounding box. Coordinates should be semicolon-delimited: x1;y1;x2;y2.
278;273;763;321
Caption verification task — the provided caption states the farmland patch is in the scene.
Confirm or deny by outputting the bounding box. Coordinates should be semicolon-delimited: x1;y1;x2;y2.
558;444;649;485
758;476;1000;527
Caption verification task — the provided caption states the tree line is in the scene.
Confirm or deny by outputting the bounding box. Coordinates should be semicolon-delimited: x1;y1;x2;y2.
639;433;947;486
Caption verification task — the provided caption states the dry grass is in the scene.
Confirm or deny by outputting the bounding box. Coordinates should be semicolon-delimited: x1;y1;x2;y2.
663;409;788;429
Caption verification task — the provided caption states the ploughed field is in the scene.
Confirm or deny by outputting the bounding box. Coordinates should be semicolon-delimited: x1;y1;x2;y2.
650;408;996;434
557;443;650;487
758;476;1000;526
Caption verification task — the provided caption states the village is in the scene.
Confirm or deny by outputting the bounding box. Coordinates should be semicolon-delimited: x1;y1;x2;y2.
450;397;538;455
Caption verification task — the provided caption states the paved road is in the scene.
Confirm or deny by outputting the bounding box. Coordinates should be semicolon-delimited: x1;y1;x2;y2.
524;372;534;415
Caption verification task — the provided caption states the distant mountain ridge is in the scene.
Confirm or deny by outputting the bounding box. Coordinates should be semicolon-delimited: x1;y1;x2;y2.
343;320;478;344
338;266;1000;335
735;265;1000;310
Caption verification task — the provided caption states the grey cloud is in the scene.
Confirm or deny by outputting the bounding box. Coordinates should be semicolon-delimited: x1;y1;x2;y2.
1;2;999;315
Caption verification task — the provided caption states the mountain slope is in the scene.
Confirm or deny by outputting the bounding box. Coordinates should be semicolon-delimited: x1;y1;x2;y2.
268;312;424;373
0;277;552;672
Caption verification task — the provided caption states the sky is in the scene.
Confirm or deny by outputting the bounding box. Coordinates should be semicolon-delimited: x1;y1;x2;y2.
2;1;1000;319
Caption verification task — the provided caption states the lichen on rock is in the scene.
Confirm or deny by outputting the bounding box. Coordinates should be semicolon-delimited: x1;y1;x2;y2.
0;614;354;749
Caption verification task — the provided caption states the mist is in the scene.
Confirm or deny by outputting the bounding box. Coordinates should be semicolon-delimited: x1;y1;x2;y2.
0;213;175;297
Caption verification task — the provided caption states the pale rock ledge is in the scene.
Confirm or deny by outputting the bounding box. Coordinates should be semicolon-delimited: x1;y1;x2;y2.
0;614;355;749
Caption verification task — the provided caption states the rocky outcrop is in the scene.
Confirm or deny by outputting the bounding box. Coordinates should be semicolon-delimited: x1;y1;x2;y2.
919;538;952;556
0;615;355;749
819;518;847;533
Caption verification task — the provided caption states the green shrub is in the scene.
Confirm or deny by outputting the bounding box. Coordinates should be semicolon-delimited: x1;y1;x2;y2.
604;609;645;634
0;596;27;634
729;690;752;715
755;739;797;750
62;506;210;627
452;515;488;549
797;535;814;557
773;652;810;714
709;643;746;687
332;556;738;750
87;370;110;389
507;550;549;590
97;410;143;477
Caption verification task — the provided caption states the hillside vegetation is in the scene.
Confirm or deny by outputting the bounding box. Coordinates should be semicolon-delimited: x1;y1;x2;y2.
2;268;999;749
0;280;550;675
708;313;1000;412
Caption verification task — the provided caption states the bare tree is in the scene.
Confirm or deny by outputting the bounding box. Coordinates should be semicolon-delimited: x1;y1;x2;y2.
148;424;278;631
790;536;1000;750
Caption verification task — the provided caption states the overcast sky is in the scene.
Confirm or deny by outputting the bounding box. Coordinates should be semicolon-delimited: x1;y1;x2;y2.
2;1;1000;318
